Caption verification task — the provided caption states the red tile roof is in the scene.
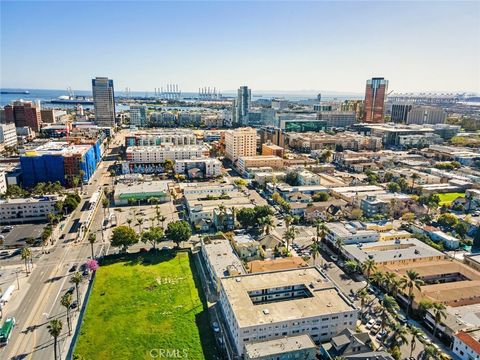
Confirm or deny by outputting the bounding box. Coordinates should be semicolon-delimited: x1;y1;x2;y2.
456;331;480;355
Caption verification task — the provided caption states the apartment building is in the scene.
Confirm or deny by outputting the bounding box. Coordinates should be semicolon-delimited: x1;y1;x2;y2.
244;334;317;360
261;142;284;158
218;267;358;355
0;123;18;147
225;127;257;162
125;129;197;147
125;145;209;164
0;195;65;224
325;222;380;245
237;155;284;175
174;158;222;178
452;330;480;360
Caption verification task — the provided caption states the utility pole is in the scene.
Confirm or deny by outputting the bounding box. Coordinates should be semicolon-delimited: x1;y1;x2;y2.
16;271;20;290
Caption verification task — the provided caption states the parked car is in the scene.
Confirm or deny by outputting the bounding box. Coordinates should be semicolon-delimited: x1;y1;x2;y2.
66;286;75;295
365;319;375;330
69;264;78;272
70;300;78;309
376;330;387;341
212;322;220;333
331;255;338;262
371;323;381;334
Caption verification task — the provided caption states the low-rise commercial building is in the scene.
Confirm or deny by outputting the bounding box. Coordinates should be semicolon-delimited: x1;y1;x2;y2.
261;142;284;158
113;181;171;206
125;129;197;147
0;195;65;224
219;267;358;355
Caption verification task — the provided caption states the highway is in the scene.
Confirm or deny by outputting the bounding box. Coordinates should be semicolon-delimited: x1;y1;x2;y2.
1;140;118;360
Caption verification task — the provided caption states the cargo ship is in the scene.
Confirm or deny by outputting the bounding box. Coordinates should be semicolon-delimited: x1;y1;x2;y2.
1;90;30;94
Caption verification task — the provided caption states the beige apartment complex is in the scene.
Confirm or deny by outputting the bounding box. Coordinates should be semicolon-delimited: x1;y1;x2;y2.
225;127;257;162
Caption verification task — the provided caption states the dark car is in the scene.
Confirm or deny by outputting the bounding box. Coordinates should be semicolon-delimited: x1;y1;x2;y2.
66;286;75;295
82;269;89;277
79;263;87;271
69;264;78;272
70;300;78;309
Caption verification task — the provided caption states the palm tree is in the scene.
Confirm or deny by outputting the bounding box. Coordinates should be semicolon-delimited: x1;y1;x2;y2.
126;218;133;227
60;293;73;336
362;258;377;286
345;259;361;274
410;173;419;192
149;217;156;228
389;323;409;349
432;302;447;337
334;237;344;254
88;233;96;259
21;247;31;275
421;345;440;360
310;239;321;266
379;295;400;332
399;270;424;318
47;319;63;360
356;288;370;318
370;271;384;287
70;271;83;310
102;197;109;218
136;218;144;233
284;215;293;229
158;215;167;229
382;271;397;294
409;326;423;359
282;226;298;254
316;220;327;249
261;215;275;235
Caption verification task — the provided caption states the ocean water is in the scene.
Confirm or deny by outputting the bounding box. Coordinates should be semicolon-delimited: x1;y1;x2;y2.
0;88;362;108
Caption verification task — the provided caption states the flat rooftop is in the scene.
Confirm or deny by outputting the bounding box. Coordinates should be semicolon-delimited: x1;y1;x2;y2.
326;222;379;239
22;141;91;156
343;238;444;264
202;239;246;279
247;257;308;273
126;145;207;152
221;267;356;328
115;181;170;197
244;334;316;358
331;185;383;194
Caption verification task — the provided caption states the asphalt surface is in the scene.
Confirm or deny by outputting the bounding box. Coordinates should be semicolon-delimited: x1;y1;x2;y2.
1;142;116;360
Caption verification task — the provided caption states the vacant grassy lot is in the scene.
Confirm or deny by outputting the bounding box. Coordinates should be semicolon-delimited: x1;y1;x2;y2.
74;251;217;360
438;192;465;206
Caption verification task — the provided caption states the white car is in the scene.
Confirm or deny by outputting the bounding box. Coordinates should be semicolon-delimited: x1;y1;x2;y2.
365;319;375;330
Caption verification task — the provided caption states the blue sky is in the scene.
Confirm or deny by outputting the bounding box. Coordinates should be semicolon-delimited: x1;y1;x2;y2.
1;1;479;93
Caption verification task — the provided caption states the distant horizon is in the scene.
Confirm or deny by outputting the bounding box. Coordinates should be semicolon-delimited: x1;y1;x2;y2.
1;86;478;96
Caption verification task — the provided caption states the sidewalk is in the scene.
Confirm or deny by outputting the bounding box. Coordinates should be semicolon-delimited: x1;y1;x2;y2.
1;265;35;316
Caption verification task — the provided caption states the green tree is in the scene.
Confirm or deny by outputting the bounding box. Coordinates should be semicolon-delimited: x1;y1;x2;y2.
165;220;192;248
410;173;419;192
310;239;321;266
387;182;401;193
111;226;139;252
345;259;361;274
141;226;164;250
47;319;63;360
312;192;330;202
284;215;293;229
236;208;256;229
60;293;73;336
437;213;459;228
399;270;424;318
163;159;174;173
136;217;144;233
389;323;409;349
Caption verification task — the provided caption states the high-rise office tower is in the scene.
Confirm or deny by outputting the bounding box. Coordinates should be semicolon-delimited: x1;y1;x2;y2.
364;77;388;123
235;86;251;125
92;77;116;127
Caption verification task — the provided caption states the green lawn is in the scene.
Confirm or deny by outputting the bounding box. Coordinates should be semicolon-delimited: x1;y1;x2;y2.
438;192;465;206
74;251;217;360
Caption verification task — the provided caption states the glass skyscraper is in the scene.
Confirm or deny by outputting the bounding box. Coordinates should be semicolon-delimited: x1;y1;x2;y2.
92;77;115;127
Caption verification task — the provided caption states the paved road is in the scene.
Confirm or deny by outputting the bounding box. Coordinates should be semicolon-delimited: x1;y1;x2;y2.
1;142;117;360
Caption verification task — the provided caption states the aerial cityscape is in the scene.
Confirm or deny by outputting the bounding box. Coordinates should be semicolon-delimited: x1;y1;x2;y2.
0;1;479;360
